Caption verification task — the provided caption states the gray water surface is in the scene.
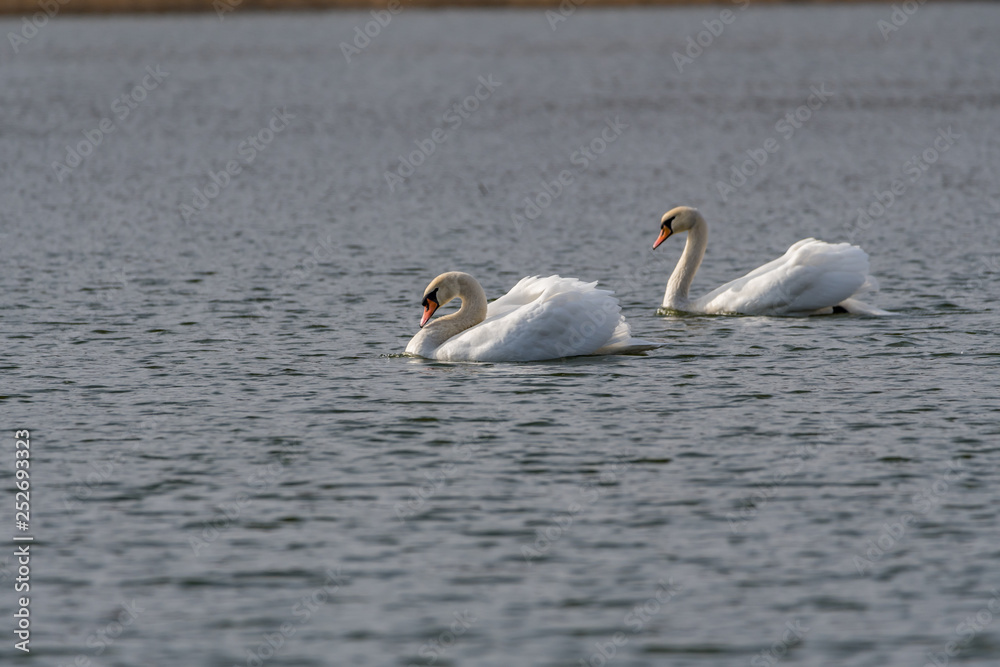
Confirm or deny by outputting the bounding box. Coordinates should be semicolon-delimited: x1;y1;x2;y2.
2;5;1000;666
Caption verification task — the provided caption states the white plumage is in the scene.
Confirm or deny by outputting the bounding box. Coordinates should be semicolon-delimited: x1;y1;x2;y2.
405;273;658;362
653;207;889;316
693;238;884;316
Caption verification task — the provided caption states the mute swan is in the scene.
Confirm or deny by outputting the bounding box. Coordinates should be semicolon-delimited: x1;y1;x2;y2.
652;206;889;316
404;272;659;361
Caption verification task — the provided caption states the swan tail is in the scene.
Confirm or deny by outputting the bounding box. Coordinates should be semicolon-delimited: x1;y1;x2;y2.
854;273;880;296
832;271;890;315
591;316;661;355
836;298;893;316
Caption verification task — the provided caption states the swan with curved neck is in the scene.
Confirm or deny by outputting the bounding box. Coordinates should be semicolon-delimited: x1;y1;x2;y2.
410;272;489;354
405;271;659;362
651;206;888;316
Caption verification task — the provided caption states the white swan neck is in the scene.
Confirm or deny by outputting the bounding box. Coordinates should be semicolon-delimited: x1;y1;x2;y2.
438;278;488;335
664;217;708;309
424;274;489;344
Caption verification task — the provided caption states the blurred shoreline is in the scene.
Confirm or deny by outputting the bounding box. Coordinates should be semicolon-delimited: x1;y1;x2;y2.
0;0;907;16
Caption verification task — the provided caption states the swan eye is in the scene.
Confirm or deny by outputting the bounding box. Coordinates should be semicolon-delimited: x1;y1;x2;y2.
663;216;675;230
422;287;439;308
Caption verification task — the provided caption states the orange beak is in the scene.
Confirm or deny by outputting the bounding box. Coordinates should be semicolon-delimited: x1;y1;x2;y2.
419;300;438;328
653;227;672;249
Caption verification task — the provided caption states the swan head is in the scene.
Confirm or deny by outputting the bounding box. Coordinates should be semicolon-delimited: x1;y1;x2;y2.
653;206;704;249
417;271;467;327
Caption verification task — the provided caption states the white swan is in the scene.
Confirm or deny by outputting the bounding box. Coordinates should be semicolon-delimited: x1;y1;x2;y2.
652;206;889;316
404;272;659;361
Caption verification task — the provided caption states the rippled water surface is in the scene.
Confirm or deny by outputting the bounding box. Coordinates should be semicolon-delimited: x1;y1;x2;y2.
3;5;1000;666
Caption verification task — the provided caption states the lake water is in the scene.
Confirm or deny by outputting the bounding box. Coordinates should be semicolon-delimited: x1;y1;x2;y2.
2;4;1000;666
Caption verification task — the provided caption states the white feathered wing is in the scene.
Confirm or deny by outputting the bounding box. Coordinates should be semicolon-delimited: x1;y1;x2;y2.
692;239;889;316
430;276;657;362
